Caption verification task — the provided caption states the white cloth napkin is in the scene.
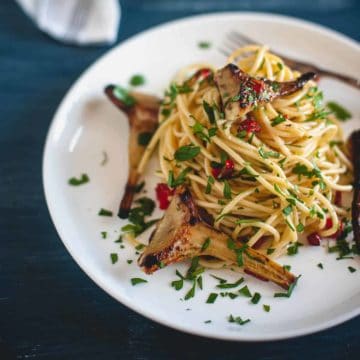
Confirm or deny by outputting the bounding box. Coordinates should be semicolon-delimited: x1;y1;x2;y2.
16;0;120;45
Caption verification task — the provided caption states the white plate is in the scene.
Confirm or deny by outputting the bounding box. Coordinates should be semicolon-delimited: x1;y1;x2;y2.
43;12;360;341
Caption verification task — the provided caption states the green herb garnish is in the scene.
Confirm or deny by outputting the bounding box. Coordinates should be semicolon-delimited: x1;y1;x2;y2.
348;266;356;273
287;242;302;256
110;253;118;264
274;276;301;298
68;173;89;186
263;304;271;312
131;277;148;286
238;285;252;297
138;132;153;146
201;238;211;252
251;292;261;304
174;145;200;161
168;167;192;187
121;197;158;237
205;175;215;194
228;315;251;326
129;74;145;87
223;180;232;199
326;101;351;121
98;208;113;217
113;85;136;106
271;114;286;127
206;293;218;304
203;100;216;124
317;263;323;269
258;146;280;159
282;205;293;216
198;41;211;49
216;277;244;289
184;281;196;300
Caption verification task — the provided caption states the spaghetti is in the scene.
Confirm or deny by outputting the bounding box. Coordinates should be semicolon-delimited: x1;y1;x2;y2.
138;45;353;260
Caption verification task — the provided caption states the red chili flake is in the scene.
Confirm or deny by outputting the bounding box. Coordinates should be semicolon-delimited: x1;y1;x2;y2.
225;159;234;170
238;118;261;134
211;166;222;179
325;218;333;230
199;68;212;79
155;183;174;210
251;80;264;94
221;159;235;179
307;232;321;246
192;68;212;83
334;191;342;206
324;217;344;239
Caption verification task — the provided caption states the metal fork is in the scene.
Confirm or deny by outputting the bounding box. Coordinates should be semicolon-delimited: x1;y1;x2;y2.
220;31;360;89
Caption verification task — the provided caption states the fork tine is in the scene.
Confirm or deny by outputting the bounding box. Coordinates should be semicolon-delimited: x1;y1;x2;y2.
227;32;249;48
230;31;262;46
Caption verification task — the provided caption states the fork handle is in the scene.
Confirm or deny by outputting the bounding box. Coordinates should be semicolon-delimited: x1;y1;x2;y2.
318;69;360;90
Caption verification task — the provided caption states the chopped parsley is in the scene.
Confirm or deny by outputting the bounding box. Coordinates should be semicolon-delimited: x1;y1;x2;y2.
127;260;133;264
201;237;211;252
317;263;323;269
228;315;251;326
131;278;148;286
174;145;200;161
263;304;271;312
171;270;184;291
326;101;351;121
296;223;305;232
258;146;280;159
211;274;227;284
328;219;354;259
98;208;113;217
223;180;232;199
138;132;153;146
121;197;158;237
251;292;261;304
192;121;216;143
271;114;286;127
348;266;356;273
168;167;192;187
129;74;145;87
282;205;293;216
283;265;291;271
203;100;216;124
204;320;212;324
216;278;244;289
274;275;301;298
110;253;118;264
238;285;252;298
101;231;107;239
198;41;212;49
184;281;196;300
287;242;303;256
267;248;275;255
205;175;215;194
206;293;218;304
68;173;89;186
113;85;136;106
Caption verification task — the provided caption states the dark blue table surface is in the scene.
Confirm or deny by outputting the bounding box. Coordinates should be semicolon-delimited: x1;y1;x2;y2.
1;0;359;359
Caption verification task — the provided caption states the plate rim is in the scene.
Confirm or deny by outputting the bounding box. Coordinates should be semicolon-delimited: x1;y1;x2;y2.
42;11;360;342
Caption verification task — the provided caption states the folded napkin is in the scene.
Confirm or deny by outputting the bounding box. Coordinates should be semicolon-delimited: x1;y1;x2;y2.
16;0;120;45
